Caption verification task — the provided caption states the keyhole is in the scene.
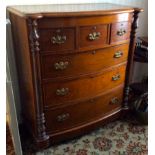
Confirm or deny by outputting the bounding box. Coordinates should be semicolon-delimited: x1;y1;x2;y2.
92;51;96;54
90;99;95;103
93;26;97;30
56;29;61;33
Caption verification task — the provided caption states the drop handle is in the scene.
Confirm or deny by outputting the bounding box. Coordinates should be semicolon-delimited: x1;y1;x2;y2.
56;88;69;96
112;74;120;81
114;51;123;58
110;97;119;104
52;35;67;44
57;113;70;122
117;29;126;36
88;32;101;40
54;61;69;70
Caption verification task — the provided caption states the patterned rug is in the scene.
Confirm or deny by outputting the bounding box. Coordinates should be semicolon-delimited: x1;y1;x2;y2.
6;123;15;155
36;119;148;155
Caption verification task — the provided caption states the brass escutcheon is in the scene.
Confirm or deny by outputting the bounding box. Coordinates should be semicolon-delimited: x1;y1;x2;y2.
52;35;66;44
54;61;69;70
88;32;101;40
56;88;69;96
112;74;121;81
114;51;123;58
57;113;70;122
117;29;126;36
110;97;119;104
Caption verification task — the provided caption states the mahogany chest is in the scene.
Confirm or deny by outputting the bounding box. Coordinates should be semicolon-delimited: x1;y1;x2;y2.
7;3;142;149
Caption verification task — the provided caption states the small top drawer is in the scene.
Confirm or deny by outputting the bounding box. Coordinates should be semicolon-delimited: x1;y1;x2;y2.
39;28;75;52
79;24;108;50
110;22;131;44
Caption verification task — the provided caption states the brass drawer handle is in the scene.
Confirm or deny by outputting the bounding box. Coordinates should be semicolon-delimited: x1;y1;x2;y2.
114;51;123;58
57;113;70;122
110;97;119;104
112;74;120;81
117;29;126;36
56;88;69;96
54;61;69;70
52;35;67;44
88;32;101;40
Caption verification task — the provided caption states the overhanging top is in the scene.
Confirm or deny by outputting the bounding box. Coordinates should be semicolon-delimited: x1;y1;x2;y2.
7;3;143;18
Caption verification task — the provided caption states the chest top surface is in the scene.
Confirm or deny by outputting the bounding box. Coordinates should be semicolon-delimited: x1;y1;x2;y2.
7;3;142;18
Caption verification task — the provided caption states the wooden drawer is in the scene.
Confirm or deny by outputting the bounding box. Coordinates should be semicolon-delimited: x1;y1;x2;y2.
43;64;126;107
41;44;129;79
44;85;124;133
79;24;108;49
37;13;132;29
39;28;75;52
110;22;131;44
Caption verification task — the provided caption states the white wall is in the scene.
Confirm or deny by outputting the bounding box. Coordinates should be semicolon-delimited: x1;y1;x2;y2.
6;19;23;155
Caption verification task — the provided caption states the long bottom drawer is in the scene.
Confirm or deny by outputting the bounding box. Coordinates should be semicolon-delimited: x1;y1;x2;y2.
44;85;124;133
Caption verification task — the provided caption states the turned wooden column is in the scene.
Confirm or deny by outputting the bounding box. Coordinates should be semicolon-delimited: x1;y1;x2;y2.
123;8;143;109
28;18;49;148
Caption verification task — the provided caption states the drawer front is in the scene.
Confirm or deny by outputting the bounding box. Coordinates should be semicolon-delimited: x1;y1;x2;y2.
110;22;131;44
44;86;124;133
43;64;126;107
41;44;129;79
39;28;75;52
79;24;108;49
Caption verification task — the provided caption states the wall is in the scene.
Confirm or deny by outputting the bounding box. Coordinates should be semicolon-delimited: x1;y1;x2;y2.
6;19;23;155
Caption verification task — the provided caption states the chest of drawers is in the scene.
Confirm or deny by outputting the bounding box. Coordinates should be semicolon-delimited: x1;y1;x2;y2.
7;3;142;149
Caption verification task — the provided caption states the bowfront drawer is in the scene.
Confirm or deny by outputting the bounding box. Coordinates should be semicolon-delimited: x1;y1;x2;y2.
79;24;108;49
41;44;129;79
44;85;123;133
110;22;131;44
43;64;126;107
39;28;75;52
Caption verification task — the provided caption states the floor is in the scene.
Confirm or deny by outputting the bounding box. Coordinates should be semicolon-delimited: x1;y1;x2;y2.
6;123;15;155
35;119;147;155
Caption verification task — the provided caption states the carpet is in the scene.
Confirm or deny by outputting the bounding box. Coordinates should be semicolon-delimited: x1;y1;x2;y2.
6;123;15;155
35;119;148;155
